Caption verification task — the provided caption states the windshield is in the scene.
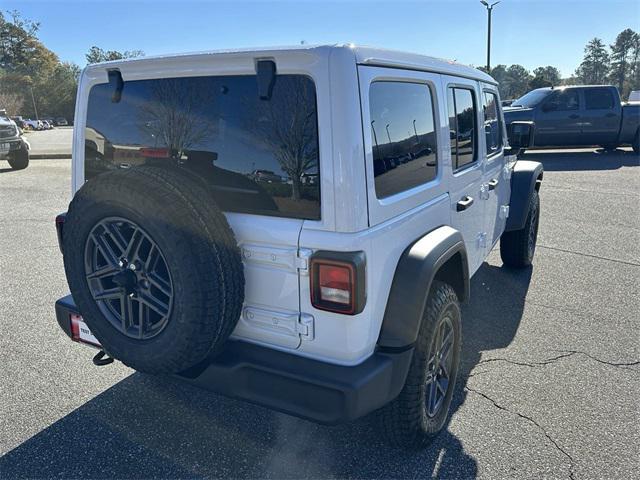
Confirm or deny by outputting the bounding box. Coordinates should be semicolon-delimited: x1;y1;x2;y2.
511;89;552;108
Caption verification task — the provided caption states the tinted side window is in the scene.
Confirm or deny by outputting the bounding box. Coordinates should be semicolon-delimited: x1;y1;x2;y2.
585;88;615;110
546;89;580;111
483;91;503;156
85;75;320;220
448;87;477;170
369;81;438;199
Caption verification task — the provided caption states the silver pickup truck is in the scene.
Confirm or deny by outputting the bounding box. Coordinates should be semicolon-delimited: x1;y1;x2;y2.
504;85;640;153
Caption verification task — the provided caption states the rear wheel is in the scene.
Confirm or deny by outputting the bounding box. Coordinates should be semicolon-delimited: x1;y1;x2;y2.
7;147;29;170
500;189;540;268
63;166;244;374
380;281;462;448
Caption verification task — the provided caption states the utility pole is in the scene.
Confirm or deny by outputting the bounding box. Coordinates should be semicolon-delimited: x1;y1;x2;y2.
480;0;500;72
30;87;39;120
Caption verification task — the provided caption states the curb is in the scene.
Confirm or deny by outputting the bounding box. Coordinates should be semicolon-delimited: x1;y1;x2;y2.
30;154;72;160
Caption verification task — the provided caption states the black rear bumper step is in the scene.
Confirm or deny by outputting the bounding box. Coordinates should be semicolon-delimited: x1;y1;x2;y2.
55;295;413;424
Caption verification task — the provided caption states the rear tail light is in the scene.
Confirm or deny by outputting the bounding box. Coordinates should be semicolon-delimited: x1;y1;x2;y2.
310;252;366;315
55;212;66;254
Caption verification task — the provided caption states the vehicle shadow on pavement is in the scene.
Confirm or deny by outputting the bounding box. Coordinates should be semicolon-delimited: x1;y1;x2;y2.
0;263;530;479
522;147;639;171
0;167;17;174
454;261;533;415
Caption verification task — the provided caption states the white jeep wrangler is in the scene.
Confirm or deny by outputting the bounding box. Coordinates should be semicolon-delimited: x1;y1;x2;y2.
55;45;542;447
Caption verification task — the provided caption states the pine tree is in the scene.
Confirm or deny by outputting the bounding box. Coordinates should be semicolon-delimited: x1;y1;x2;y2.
608;29;638;97
575;38;610;85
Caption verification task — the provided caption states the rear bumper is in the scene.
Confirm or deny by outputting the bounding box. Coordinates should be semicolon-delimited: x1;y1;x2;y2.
55;295;413;424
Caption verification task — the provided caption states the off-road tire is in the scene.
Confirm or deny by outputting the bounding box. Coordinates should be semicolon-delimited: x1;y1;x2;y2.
63;166;244;374
7;147;29;170
500;189;540;268
380;281;462;448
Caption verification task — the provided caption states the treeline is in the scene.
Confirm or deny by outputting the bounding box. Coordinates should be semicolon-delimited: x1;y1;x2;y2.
1;9;639;120
482;28;640;100
0;10;142;120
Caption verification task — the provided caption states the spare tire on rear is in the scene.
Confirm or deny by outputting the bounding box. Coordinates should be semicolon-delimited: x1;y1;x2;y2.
63;166;244;374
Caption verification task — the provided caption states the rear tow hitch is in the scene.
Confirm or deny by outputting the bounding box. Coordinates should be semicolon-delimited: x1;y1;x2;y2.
93;350;114;366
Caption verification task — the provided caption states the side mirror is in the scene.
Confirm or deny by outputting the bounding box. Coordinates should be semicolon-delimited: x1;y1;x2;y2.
506;121;534;154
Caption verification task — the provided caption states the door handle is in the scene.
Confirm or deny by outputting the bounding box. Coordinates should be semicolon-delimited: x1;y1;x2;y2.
456;196;474;212
605;113;617;118
487;178;499;191
569;114;580;119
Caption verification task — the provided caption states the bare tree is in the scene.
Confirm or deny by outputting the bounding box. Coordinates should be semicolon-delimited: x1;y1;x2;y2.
139;79;215;157
0;91;23;115
254;77;318;200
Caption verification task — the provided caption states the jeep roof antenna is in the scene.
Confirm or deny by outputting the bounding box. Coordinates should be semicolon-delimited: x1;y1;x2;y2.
108;70;124;103
256;59;276;100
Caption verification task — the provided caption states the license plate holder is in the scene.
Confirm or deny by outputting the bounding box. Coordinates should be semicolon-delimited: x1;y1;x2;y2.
70;314;102;348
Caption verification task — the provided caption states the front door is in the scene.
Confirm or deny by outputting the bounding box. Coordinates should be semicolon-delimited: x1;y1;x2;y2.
442;76;486;274
481;86;510;252
534;88;582;146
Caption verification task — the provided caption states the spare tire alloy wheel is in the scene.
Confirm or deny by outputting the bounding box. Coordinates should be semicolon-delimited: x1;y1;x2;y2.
85;217;173;340
63;167;244;374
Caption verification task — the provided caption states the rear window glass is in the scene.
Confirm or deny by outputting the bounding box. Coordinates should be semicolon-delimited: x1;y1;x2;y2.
448;87;477;170
584;88;615;110
483;91;503;156
85;74;320;220
369;81;438;199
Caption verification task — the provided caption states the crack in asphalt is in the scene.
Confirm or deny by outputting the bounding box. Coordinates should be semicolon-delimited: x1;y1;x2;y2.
536;244;640;267
558;350;640;369
476;350;639;372
465;386;576;480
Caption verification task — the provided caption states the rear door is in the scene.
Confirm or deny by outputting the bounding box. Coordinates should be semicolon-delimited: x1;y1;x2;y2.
580;87;622;145
442;76;486;274
83;71;322;350
534;88;582;146
481;86;510;251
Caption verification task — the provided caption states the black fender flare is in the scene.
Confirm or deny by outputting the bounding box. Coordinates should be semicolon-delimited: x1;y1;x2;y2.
506;160;543;232
377;226;469;349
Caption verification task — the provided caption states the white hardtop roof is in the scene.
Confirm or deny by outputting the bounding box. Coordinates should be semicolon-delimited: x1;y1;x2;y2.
88;44;496;85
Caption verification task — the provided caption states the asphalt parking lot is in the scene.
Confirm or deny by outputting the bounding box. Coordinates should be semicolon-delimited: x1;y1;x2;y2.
22;128;73;158
0;148;638;479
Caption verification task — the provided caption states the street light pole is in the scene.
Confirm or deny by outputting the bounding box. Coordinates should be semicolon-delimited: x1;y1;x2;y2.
480;0;500;72
30;86;39;120
385;124;392;144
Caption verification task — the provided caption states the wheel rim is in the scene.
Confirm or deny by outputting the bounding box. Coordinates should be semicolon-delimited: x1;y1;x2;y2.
528;203;539;260
425;314;455;418
84;217;174;340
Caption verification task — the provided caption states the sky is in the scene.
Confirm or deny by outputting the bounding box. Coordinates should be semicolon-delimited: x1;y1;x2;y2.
4;0;640;78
